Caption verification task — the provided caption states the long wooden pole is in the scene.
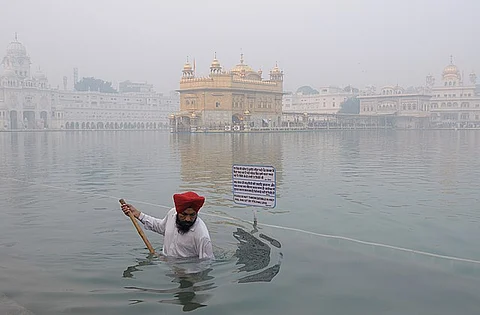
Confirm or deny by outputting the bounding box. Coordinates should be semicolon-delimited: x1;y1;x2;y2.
119;199;156;254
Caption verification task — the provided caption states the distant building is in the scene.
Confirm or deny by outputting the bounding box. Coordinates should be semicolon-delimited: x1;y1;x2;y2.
119;80;154;93
428;61;480;127
358;85;431;128
0;35;179;130
0;35;57;129
358;60;480;128
59;89;179;130
172;54;284;131
282;86;357;115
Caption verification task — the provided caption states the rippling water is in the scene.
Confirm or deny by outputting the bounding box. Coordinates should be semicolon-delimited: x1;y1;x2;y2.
1;130;480;314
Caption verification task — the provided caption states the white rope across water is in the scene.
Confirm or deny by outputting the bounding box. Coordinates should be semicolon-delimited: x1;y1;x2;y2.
4;177;480;266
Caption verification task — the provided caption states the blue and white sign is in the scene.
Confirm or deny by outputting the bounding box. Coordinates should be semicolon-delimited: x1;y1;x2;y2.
232;164;276;208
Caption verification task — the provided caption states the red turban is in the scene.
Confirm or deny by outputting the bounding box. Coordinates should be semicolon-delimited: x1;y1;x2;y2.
173;191;205;213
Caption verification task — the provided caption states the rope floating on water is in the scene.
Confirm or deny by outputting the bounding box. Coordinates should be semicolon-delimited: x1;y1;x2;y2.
4;177;480;266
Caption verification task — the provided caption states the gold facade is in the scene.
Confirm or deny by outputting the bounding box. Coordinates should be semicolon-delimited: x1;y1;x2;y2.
172;54;284;131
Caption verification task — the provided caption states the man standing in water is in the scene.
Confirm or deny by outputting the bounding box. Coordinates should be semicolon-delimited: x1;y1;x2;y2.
121;191;214;260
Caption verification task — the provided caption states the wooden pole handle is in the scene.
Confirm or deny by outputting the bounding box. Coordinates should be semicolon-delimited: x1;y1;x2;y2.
119;199;155;254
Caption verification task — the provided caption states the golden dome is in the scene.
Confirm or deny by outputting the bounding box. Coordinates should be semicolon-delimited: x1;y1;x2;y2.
210;52;221;68
211;59;220;67
231;63;255;74
183;62;192;71
231;53;255;74
271;62;281;73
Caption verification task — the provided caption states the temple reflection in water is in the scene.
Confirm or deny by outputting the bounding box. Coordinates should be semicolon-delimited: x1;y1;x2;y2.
170;132;284;207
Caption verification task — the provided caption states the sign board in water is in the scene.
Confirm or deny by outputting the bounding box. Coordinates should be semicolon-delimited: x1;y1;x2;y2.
232;164;276;208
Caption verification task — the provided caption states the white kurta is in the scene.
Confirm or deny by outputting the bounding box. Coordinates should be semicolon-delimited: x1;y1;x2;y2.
138;208;214;260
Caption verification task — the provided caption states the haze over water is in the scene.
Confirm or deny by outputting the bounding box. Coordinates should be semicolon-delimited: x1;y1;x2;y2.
1;130;480;314
2;0;479;91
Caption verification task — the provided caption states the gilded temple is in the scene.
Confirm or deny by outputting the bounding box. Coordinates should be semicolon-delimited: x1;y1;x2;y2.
171;53;284;131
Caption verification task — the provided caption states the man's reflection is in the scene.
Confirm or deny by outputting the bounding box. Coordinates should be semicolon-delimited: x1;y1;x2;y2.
122;255;155;279
123;258;216;312
121;226;282;311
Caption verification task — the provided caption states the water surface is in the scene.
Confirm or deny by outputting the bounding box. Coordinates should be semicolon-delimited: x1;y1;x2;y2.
1;130;480;314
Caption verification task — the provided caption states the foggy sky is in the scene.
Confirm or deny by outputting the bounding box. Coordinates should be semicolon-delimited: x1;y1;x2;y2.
1;0;479;93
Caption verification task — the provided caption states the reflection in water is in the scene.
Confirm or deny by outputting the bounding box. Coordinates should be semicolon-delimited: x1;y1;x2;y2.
233;227;282;283
122;255;156;279
159;267;216;311
238;262;281;284
121;226;282;311
259;233;282;249
170;133;285;205
234;227;270;271
123;258;216;312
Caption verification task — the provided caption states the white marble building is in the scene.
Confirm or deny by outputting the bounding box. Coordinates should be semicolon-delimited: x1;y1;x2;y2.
0;36;179;130
428;62;480;127
358;60;480;128
358;85;431;128
60;89;179;130
283;86;356;115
